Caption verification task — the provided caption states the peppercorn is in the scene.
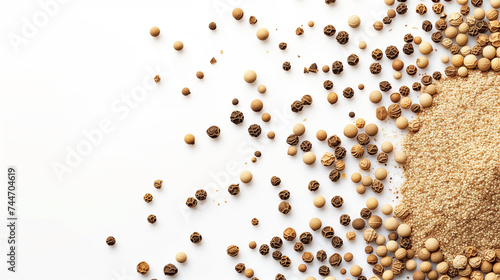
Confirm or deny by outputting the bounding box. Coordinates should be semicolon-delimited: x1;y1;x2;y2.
335;146;346;159
230;111;244;125
317;250;327;262
278;201;292;214
406;65;417;75
251;218;259;226
272;251;282;260
332;61;344;74
396;3;408;14
330;253;342;266
259;244;270;255
386;46;399;59
137;261;150;275
343;87;354;98
361;208;372;219
324;24;336;36
323;80;334;90
279;42;287;50
235;263;246;273
336;31;349;44
370;63;382;74
195;189;207;201
282;61;291;71
319;265;331;276
300;140;312;152
332;236;343;248
228;184;240;195
348;54;359;66
322;226;335;238
294;242;304;252
300;232;313;244
106;236;116;246
248;124;262;137
422;20;433;32
279;256;291;267
296;27;304;35
278;190;290;200
403;43;414;55
227;245;239;257
340;214;351;226
190;232;202;244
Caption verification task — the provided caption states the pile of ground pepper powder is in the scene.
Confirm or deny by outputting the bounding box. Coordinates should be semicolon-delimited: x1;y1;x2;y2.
399;70;500;261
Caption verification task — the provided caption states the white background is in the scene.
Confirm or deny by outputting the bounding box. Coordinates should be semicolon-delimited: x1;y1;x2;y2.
0;0;471;279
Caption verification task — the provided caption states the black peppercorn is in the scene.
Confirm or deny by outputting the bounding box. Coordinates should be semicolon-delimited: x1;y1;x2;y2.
433;71;442;80
293;242;304;252
400;237;412;249
106;236;116;246
300;232;313;244
329;253;342;266
385;46;399;59
460;5;470;15
332;61;344;74
251;218;259;226
331;236;343;248
278;190;290;200
248;124;262;137
399;85;410;96
421;75;433;86
343;87;354;98
291;100;304;113
388;232;399;241
186;197;198;208
349;111;355;118
396;3;407;14
403;43;414;55
308;180;320;191
347;54;359;66
406;65;417;76
300;140;312;152
279;255;291;267
331;195;344;208
403;33;414;42
301;94;313;105
276;273;286;280
190;232;202;244
377;153;389;163
367;144;378;155
327;135;341;148
230;111;244;125
322;226;335;238
164;264;178;276
317;250;327;262
270;236;283;249
383;16;392;25
195;189;207;200
278;201;292;214
271;176;281;186
336;31;349;44
422;20;432;32
412;82;422;91
235;263;246;273
329;169;340;182
471;0;482;7
360;208;372;219
431;31;443;43
372;180;384;193
357;133;370;145
369;63;382;74
279;42;287;50
272;251;282;260
334;146;346;160
323;24;336;36
286;134;299;146
371;49;383;60
319;265;330;276
365;245;374;254
340;214;351;226
228;183;240;195
379;81;392;92
435;19;447;31
469;26;480;37
259;244;270;255
282;61;291;71
323;80;334;90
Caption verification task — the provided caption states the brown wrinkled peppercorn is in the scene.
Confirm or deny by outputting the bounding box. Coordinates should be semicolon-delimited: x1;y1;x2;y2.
336;31;349;44
279;42;287;50
332;61;343;74
324;24;336;36
377;153;389;163
340;214;351;226
361;208;372;219
329;169;340;182
286;134;299;146
144;193;153;203
272;251;282;260
461;5;470;15
372;49;383;60
388;104;402;118
403;43;414;55
322;226;335;238
348;54;359;66
372;180;384;193
332;236;343;248
385;46;399;59
271;236;283;249
330;253;342;266
400;237;412;249
445;66;457;77
351;144;365;158
302;252;314;262
227;245;239;257
421;75;433;86
137;261;150;275
276;273;286;280
357;133;370;144
278;190;290;200
206;126;220;138
343;87;354;98
248;124;262;137
335;146;346;159
190;232;202;244
300;232;313;244
376;106;388;121
365;245;374;254
251;218;259;226
450;45;460;55
370;63;382;74
271;176;281;186
406;65;417;75
301;94;313;105
383;17;392;25
278;201;292;214
367;145;378;156
294;242;304;252
388;232;398;240
328;135;341;148
106;236;116;246
435;19;447;31
323;80;334;90
331;195;344;207
259;244;270;255
379;81;392;92
230;111;244;125
235;263;246;273
422;20;433;32
411;104;422;113
396;3;407;14
228;184;240;195
471;0;482;7
279;255;291;267
431;32;443;42
296;27;304;35
373;264;384;275
282;61;291;71
283;227;296;241
154;179;163;189
186;197;197;208
317;250;327;262
404;34;414;42
308;180;320;191
195;189;207;201
399;86;410;96
412;82;422;91
300;141;312;152
319;265;330;276
416;3;427;15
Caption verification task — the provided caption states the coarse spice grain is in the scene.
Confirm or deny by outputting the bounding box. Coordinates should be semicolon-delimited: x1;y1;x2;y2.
400;71;500;262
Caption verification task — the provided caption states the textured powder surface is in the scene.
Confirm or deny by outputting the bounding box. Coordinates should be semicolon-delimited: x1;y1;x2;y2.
400;71;500;261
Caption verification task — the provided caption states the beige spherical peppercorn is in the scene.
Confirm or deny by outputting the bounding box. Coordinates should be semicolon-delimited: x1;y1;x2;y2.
414;36;422;44
400;97;412;109
395;152;407;164
384;217;399;231
419;41;433;55
395;248;407;260
352;172;362;183
362;176;373;186
373;21;383;31
298;264;307;272
366;197;379;210
445;27;458;38
173;41;184;51
456;34;468;46
416;56;429;68
365;123;378;136
240;170;253;183
350;265;363;277
257;85;267;93
356;184;366;194
313;195;326;208
441;55;450;63
385;0;395;5
303;152;316;165
150;26;160;37
376;245;388;257
392;60;404;71
348;15;361;28
387;240;398;252
267;131;275;139
492;58;500;71
176;252;187;263
244;70;257;83
369;90;383;103
244;268;254;278
464;55;478;69
308;20;314;27
376;235;387;245
383;269;394;280
493;0;500;8
420;93;433;108
424;85;437;95
250;99;263;112
458;66;468;77
396;117;408;129
417;248;431;260
381;141;393;153
397;224;412;237
452;54;464;67
483;46;496;59
369;215;382;229
375;168;388;180
420;261;433;273
196;71;204;79
382;204;393;215
327;92;338;104
293;123;306;136
344;124;358;138
473;8;485;20
261;113;271;122
184;134;195;145
478;58;491;71
486;273;497;280
359;41;367;49
232;8;244;20
309;217;322;231
381;256;393;267
406;259;417;271
316;130;327;141
425;238;440;252
305;277;317;280
256;28;269;40
249;241;257;249
393;71;402;80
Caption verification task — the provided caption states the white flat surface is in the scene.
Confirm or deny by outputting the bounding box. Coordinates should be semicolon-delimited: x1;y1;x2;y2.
0;0;472;279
